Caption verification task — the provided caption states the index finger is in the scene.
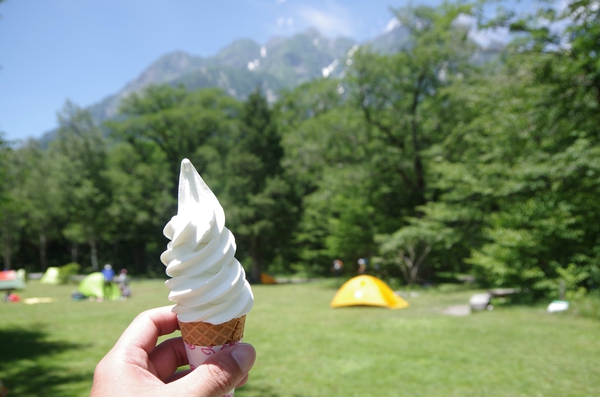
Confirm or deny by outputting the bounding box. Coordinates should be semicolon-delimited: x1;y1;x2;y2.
114;306;180;355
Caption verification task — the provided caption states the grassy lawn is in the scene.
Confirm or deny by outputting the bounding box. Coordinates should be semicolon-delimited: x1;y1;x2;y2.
1;279;599;396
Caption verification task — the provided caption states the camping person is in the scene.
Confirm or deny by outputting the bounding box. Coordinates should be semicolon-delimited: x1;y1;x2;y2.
357;258;367;275
0;378;8;397
117;268;131;298
101;264;115;301
332;259;343;278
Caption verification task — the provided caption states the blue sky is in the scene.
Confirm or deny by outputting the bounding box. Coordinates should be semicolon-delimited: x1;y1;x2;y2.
0;0;534;142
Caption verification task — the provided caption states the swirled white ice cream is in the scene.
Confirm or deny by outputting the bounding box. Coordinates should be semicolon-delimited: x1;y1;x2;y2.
161;158;253;324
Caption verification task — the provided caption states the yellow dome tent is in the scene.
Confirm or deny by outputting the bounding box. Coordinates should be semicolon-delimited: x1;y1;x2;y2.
331;275;409;309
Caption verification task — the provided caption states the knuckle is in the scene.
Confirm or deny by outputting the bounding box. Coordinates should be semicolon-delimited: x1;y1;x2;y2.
205;362;235;393
92;357;110;380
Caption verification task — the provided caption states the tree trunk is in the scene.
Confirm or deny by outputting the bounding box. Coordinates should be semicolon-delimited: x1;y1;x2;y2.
90;240;98;271
410;80;426;207
39;230;48;270
71;242;79;264
3;233;12;270
250;235;263;283
399;243;432;285
132;240;144;274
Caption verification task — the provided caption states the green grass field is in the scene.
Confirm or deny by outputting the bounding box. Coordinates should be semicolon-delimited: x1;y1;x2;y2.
1;279;599;396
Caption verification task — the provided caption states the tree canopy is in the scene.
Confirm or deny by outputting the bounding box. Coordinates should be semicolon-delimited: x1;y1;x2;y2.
1;1;598;297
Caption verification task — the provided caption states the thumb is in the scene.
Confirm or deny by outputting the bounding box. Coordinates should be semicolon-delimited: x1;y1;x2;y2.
171;343;256;397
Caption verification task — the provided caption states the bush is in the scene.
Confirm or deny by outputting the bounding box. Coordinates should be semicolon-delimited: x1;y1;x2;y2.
570;294;600;321
58;262;81;284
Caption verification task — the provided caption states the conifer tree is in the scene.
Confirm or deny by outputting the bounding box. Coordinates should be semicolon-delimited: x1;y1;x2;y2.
51;101;111;270
224;88;294;282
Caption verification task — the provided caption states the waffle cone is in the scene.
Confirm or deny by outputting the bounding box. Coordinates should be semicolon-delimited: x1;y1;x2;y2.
179;315;246;347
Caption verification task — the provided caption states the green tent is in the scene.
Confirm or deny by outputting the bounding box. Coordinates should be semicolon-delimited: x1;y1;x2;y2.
40;267;61;284
78;272;121;300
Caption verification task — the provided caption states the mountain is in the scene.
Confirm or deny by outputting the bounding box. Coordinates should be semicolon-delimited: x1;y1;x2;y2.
83;29;360;128
41;24;502;144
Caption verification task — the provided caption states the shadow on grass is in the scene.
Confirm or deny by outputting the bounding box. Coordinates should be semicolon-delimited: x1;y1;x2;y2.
0;324;91;397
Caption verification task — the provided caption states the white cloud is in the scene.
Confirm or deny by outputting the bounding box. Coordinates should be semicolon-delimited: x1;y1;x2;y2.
295;2;353;37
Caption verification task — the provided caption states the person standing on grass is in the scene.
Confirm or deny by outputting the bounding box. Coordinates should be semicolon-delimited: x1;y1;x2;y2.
357;258;367;275
101;264;115;300
332;259;343;278
117;268;131;298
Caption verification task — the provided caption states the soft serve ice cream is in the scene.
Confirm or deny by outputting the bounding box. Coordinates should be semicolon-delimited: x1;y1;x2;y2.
161;158;253;324
161;159;253;397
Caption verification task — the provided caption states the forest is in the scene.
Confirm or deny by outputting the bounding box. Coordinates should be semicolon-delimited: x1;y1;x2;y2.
1;1;598;300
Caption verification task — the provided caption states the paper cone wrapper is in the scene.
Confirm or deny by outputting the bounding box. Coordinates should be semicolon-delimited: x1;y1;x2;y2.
179;315;246;397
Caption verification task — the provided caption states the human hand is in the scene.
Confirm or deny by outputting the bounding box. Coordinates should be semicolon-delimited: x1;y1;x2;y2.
90;306;256;397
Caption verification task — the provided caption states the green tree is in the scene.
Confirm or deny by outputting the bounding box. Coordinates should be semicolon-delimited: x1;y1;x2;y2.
424;0;600;298
51;101;111;271
343;2;481;282
105;142;172;274
223;88;295;281
14;141;65;270
109;85;242;197
351;2;478;209
376;213;456;285
277;78;384;274
0;133;22;270
285;109;379;273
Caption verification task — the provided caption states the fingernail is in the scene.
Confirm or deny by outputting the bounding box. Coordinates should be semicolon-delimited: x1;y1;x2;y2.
231;343;256;373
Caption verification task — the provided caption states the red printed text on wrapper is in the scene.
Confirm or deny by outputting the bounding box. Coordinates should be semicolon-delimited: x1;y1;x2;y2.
183;339;243;397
